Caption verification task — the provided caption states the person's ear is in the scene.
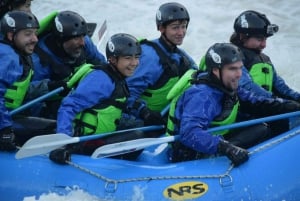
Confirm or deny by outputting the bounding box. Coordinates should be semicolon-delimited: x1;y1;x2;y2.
7;32;14;41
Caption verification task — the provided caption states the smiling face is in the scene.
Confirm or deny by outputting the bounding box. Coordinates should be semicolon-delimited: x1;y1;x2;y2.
110;55;140;77
242;35;267;53
8;28;38;55
213;60;243;91
159;20;188;46
62;35;85;58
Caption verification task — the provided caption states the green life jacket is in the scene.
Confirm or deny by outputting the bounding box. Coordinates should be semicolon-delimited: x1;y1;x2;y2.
167;73;239;136
4;55;34;110
166;69;197;135
236;47;274;91
139;39;191;111
37;11;58;36
198;55;207;71
5;70;33;110
73;65;129;136
67;63;94;88
249;62;273;92
244;51;274;92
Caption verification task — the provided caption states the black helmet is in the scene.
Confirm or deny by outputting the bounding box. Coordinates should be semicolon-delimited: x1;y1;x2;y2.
234;10;278;37
205;43;243;72
106;33;141;58
0;10;39;35
156;2;190;30
53;10;87;41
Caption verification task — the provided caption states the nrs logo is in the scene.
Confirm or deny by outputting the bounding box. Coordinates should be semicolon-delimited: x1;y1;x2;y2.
163;181;208;200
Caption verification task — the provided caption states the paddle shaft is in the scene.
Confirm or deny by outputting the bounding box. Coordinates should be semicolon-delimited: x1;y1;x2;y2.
92;111;300;158
9;87;64;116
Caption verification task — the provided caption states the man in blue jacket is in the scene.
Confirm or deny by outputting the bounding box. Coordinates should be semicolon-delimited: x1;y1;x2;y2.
170;43;300;166
31;10;106;119
0;11;40;151
125;2;198;127
230;10;300;133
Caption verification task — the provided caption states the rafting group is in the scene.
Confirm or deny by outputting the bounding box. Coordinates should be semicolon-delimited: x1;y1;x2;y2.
1;1;300;168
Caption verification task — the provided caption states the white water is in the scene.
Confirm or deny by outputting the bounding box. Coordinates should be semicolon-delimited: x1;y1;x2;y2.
27;0;300;200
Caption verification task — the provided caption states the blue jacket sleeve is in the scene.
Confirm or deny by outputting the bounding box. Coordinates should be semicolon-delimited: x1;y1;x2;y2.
175;85;222;154
84;36;107;65
272;69;300;101
239;66;272;98
56;70;114;136
126;44;164;110
0;46;23;129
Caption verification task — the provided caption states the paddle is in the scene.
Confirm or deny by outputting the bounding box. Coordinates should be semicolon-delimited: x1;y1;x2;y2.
16;104;170;159
9;87;64;116
15;125;165;159
91;111;300;158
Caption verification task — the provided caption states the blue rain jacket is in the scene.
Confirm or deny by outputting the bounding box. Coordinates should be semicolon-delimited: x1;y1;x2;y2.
0;43;23;129
174;81;290;154
57;70;114;136
32;35;106;81
126;38;198;116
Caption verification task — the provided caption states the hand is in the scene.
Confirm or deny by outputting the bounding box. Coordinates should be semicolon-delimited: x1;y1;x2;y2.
49;147;71;164
0;127;16;151
284;100;300;111
47;80;70;96
218;139;249;167
140;107;165;126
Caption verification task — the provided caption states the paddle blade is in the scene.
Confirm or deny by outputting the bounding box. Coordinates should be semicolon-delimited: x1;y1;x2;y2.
91;136;176;159
15;133;79;159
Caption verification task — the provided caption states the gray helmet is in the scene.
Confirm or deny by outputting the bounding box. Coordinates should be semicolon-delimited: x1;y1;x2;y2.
234;10;278;37
53;10;87;41
0;10;39;35
156;2;190;30
205;43;243;72
106;33;141;58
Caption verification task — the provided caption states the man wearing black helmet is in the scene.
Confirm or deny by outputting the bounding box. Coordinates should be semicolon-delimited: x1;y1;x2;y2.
0;10;40;151
31;10;106;119
230;10;300;133
49;33;144;164
168;43;300;166
125;2;198;128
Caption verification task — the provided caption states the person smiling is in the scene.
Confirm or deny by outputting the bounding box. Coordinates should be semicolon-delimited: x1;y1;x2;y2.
49;33;143;164
230;10;300;134
168;43;300;166
0;10;39;151
125;2;198;128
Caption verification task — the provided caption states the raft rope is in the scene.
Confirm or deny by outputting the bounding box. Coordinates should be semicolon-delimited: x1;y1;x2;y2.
66;129;300;193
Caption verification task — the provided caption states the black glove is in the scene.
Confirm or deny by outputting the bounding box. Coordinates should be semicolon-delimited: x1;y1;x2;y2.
49;147;71;164
140;107;165;126
283;100;300;111
218;139;249;167
47;80;70;96
0;127;16;151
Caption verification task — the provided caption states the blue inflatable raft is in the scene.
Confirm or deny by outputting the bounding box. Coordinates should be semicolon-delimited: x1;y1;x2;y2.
1;125;300;201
